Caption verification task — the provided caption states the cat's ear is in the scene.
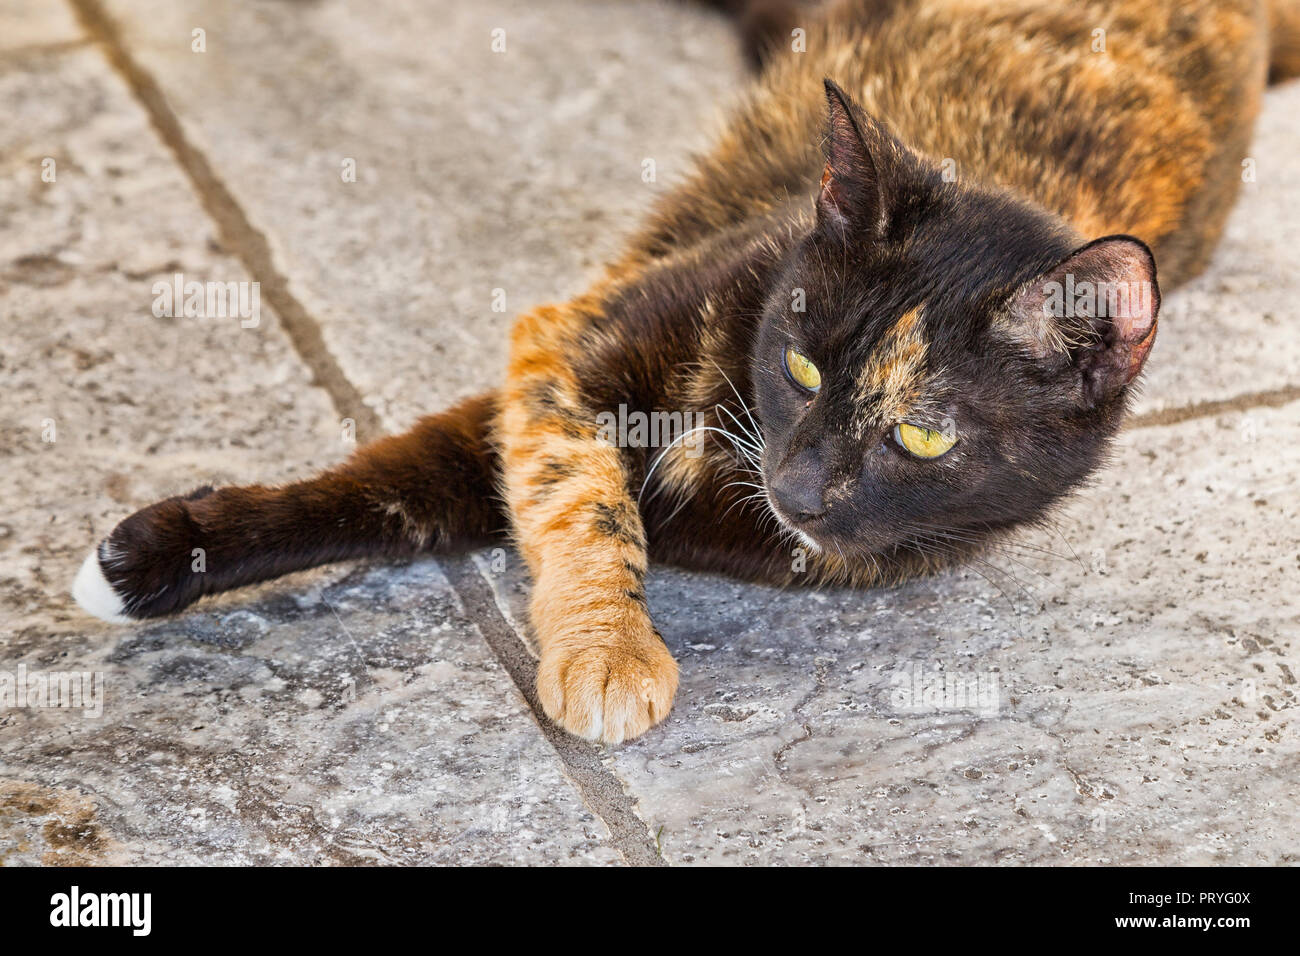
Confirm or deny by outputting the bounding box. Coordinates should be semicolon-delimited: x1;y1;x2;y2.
817;79;889;235
1003;236;1160;407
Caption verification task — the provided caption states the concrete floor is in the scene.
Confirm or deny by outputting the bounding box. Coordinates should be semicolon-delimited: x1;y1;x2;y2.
1;0;1297;865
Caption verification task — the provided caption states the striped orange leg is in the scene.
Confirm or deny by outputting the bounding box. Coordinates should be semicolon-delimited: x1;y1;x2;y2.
500;304;678;744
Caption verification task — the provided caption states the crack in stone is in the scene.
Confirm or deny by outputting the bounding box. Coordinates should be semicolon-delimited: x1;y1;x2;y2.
1044;730;1113;801
772;722;814;774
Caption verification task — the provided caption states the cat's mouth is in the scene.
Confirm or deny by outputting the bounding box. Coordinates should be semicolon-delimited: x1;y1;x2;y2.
766;489;902;561
764;493;828;553
761;454;885;558
790;526;824;554
760;460;833;553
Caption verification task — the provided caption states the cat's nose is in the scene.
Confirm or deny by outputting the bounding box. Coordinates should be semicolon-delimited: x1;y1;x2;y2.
769;464;827;523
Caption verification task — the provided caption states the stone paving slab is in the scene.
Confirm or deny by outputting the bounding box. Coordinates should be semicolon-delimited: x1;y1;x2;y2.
98;0;745;428
0;0;83;51
3;560;620;865
0;45;338;632
1136;80;1300;417
484;401;1300;864
0;42;617;865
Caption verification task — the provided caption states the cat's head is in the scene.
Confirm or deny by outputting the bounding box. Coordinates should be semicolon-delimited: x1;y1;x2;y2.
752;80;1159;559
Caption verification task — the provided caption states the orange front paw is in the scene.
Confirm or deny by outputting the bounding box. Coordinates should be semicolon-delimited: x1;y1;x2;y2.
536;631;678;745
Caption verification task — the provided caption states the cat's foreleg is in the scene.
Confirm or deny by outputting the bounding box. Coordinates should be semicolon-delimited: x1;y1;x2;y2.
73;393;503;622
500;305;678;744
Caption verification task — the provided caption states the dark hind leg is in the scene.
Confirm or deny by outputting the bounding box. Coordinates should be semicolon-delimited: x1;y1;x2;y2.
73;392;504;622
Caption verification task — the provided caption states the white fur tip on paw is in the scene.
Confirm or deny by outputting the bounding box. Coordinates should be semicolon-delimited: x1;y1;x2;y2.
72;548;133;624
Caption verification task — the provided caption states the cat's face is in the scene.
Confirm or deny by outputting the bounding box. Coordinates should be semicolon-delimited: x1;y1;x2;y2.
751;82;1158;560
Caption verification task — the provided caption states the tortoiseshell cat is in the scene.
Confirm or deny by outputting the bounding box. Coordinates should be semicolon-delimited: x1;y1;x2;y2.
75;0;1300;742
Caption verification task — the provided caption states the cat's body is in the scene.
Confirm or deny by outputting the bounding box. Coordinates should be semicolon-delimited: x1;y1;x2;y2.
76;0;1299;743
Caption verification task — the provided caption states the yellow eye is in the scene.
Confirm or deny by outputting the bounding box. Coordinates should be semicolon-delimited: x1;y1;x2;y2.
784;347;822;392
893;422;957;458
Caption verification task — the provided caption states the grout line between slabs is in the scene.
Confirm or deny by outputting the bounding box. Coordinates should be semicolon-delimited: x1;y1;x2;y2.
67;0;383;443
446;557;666;867
70;0;662;867
1126;384;1300;430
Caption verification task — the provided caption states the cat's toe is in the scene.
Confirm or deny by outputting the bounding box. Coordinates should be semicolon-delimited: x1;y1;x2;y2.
537;638;678;745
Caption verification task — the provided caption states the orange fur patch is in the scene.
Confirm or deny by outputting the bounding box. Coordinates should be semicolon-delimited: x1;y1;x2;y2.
853;305;928;430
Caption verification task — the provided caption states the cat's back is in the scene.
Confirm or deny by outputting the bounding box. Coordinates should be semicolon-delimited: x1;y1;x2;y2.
847;0;1270;283
631;0;1271;287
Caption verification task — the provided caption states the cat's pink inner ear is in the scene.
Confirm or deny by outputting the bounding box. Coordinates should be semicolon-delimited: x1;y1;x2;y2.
1093;240;1158;346
1005;235;1161;406
1069;237;1160;405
